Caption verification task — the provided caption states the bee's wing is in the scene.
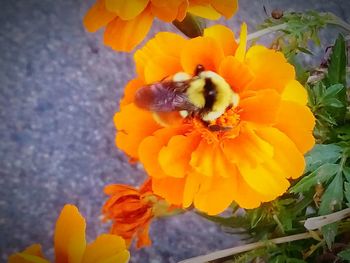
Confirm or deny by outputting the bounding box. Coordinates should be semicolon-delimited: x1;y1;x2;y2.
134;80;198;112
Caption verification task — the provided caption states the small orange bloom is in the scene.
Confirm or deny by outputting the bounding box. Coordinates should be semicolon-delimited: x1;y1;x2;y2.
83;0;238;52
114;24;316;215
8;204;130;263
102;179;155;248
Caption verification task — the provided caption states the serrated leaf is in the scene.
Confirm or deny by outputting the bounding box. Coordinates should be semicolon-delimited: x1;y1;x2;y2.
338;248;350;260
325;34;347;87
291;163;339;193
344;182;350;207
304;144;342;173
343;167;350;182
321;222;338;249
319;173;343;215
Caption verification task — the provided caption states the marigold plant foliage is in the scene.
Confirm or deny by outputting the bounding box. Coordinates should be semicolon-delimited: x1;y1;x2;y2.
114;24;316;215
83;0;238;52
102;179;155;248
8;205;130;263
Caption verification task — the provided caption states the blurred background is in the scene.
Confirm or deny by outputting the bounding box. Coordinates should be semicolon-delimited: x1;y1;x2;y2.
0;0;349;262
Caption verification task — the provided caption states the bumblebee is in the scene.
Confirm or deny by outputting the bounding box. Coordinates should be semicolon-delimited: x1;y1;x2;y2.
134;65;239;129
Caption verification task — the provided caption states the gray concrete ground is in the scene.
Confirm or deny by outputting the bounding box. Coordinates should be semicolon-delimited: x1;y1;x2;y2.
0;0;349;262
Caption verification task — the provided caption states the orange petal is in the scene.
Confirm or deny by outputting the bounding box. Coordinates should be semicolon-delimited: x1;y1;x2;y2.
104;8;153;52
54;205;86;263
256;127;305;179
181;36;224;73
235;23;247;62
239;89;281;125
233;173;276;209
144;55;183;83
245;45;295;93
150;0;187;22
134;32;186;78
8;244;50;263
187;4;221;20
105;0;149;20
176;0;189;21
159;134;201;178
120;79;144;107
83;0;116;32
136;221;152;248
211;0;238;18
183;172;201;208
281;80;308;105
139;126;188;178
274;101;315;154
194;174;237;215
219;56;254;93
115;103;160;158
222;126;274;167
203;25;238;56
152;177;186;205
82;234;129;263
139;136;170;178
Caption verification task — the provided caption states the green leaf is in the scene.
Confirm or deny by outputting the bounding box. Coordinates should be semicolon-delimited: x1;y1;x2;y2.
344;182;350;207
338;249;350;260
325;34;347;87
319;173;343;215
304;144;342;173
321;222;338;249
290;163;339;193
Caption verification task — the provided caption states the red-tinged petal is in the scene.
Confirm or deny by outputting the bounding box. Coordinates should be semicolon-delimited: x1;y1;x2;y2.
120;79;144;107
105;0;149;20
245;45;295;93
204;25;238;56
115;103;160;158
136;221;152;248
54;205;86;263
104;8;153;52
83;0;116;32
152;177;186;205
194;173;237;215
211;0;238;18
239;89;281;125
281;80;308;105
134;32;186;78
82;234;129;263
181;36;224;73
159;134;201;178
256;127;305;179
219;56;254;93
274;101;315;154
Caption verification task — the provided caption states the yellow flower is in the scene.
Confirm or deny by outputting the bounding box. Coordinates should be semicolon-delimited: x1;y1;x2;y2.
8;204;130;263
114;24;315;215
83;0;238;52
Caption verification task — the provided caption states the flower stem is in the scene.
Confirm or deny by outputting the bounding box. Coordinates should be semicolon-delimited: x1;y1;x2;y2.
246;23;287;41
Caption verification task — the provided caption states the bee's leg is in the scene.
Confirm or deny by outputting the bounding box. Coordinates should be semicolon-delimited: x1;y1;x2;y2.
194;64;205;76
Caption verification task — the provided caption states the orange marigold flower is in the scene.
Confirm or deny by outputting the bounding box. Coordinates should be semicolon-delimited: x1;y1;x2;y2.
114;24;316;215
83;0;238;52
102;179;160;248
8;204;130;263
